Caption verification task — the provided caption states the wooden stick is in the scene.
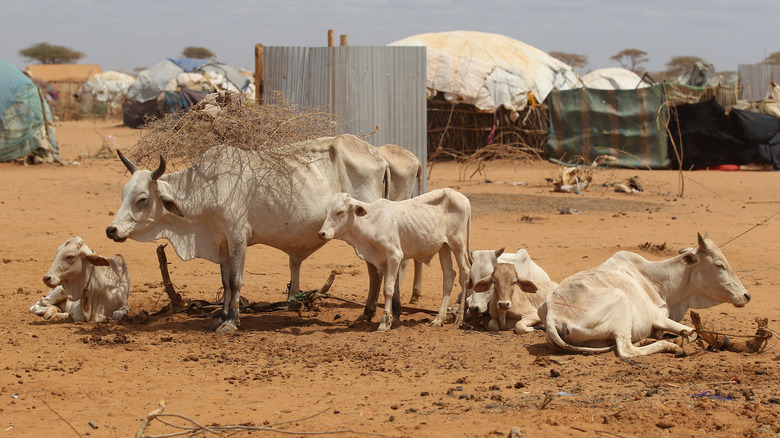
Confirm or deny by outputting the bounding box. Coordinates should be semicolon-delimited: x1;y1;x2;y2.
156;245;185;308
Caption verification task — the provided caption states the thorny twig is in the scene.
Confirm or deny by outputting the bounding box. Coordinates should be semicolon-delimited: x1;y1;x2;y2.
135;401;392;437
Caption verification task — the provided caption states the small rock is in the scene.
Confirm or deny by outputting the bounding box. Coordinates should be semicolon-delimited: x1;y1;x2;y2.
509;426;523;438
550;369;561;378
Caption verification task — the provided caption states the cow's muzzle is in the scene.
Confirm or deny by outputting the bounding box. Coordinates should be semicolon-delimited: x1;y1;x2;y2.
105;226;127;242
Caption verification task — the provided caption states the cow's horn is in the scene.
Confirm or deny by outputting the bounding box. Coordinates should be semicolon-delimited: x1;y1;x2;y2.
151;155;166;181
116;149;137;174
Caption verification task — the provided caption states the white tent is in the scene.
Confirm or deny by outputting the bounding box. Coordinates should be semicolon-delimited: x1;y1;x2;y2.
579;68;649;90
79;71;136;115
389;31;579;112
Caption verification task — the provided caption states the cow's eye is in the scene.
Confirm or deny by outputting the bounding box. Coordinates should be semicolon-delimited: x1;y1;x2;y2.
65;255;76;262
336;209;344;216
714;261;725;270
135;197;148;206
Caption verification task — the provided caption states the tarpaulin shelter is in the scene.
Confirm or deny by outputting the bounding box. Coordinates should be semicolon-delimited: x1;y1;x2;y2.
578;68;650;90
123;58;252;128
78;71;135;117
0;59;59;162
390;31;578;155
389;31;579;113
547;83;669;169
667;98;780;170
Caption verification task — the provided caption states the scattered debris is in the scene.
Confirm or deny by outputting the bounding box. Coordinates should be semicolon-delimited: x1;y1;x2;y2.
690;311;772;353
551;155;616;193
638;242;667;253
559;206;582;215
613;176;644;193
691;390;732;401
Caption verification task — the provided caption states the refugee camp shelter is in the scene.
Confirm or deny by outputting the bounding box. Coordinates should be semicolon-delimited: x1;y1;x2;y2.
578;68;650;90
25;64;102;118
123;58;252;128
0;59;59;162
389;31;579;155
78;71;136;117
547;83;669;169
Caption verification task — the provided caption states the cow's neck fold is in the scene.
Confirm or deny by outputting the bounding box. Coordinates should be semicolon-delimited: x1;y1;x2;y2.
641;255;693;321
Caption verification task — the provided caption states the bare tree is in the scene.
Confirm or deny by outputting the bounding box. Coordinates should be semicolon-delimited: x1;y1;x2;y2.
665;56;706;79
548;51;589;72
182;46;215;59
610;49;648;73
19;42;85;64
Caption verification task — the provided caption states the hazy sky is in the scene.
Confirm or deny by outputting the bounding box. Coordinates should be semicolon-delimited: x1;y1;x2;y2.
2;0;776;75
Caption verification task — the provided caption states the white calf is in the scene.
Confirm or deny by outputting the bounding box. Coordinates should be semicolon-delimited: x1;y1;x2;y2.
473;263;557;333
318;188;472;331
39;237;131;322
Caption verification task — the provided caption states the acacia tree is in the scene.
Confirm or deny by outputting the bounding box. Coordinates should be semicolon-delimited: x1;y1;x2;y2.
763;51;780;64
182;46;215;59
665;56;706;78
19;42;85;64
548;51;589;72
610;49;648;73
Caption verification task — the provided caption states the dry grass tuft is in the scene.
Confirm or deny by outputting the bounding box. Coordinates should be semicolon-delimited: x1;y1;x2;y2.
430;142;541;182
127;91;337;170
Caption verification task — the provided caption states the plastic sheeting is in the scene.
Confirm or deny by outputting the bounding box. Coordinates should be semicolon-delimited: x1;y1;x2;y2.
389;31;579;112
578;68;649;90
126;59;250;103
0;59;59;162
547;83;669;169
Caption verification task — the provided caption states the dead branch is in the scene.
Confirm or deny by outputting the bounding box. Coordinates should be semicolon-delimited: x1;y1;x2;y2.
41;398;82;438
156;244;185;308
135;402;392;437
690;311;771;353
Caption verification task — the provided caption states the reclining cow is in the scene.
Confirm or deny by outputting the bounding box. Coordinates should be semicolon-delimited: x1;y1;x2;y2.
470;249;556;333
33;237;130;322
538;233;751;357
318;188;472;331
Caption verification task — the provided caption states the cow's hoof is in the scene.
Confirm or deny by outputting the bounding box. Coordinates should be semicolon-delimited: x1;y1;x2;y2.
376;313;394;332
430;319;443;327
356;312;374;323
215;320;238;334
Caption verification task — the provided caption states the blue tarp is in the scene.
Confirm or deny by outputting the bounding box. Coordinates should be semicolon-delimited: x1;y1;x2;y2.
0;59;58;162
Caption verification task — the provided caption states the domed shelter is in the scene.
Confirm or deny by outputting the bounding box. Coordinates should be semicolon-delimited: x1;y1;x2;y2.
579;68;651;90
0;59;59;163
389;31;579;155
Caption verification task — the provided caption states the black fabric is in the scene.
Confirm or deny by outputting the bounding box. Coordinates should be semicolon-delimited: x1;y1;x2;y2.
122;99;163;129
667;99;780;169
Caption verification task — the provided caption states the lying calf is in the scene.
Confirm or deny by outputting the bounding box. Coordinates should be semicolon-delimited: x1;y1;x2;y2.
473;262;557;333
33;237;130;322
318;188;472;331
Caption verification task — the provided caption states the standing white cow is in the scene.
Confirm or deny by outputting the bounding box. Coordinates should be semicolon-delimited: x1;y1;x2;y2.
366;144;425;320
106;135;393;333
318;188;472;331
538;233;751;357
37;237;130;322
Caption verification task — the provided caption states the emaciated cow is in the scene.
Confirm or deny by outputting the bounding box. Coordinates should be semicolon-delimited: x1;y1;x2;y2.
37;237;130;322
473;263;557;333
106;135;393;333
318;188;472;331
538;233;751;357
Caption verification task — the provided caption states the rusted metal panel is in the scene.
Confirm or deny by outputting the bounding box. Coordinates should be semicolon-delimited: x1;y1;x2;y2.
263;46;427;193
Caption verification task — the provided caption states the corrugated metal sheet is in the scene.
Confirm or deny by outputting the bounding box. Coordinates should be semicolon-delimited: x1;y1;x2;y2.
739;64;780;102
263;46;427;193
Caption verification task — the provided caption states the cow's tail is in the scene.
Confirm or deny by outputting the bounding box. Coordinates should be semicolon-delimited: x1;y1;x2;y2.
544;299;615;354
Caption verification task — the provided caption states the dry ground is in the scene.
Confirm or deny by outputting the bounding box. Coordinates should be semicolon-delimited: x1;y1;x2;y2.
1;120;779;437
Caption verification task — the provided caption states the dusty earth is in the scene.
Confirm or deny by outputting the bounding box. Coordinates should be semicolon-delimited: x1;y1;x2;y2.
2;119;780;438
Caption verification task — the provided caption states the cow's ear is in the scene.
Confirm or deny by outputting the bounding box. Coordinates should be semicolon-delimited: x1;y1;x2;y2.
86;253;111;266
473;276;493;292
680;251;699;267
160;193;184;217
516;278;538;293
355;206;368;217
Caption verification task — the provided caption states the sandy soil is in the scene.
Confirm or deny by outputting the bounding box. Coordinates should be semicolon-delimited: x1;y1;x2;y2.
2;119;780;437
